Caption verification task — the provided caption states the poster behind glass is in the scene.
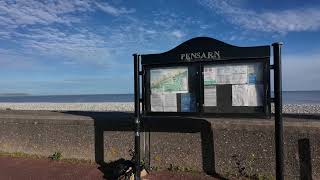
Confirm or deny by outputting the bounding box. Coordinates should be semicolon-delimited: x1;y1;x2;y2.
203;62;264;108
149;67;196;112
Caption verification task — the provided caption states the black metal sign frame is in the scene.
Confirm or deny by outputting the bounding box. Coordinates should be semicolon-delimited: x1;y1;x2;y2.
133;37;284;180
143;58;270;118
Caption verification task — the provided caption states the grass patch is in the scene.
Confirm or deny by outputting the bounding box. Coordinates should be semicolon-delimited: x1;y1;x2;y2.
49;151;62;160
0;151;41;159
0;151;95;165
167;164;197;173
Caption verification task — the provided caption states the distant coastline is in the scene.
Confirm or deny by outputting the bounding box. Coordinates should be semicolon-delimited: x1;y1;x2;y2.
0;93;30;97
0;94;134;103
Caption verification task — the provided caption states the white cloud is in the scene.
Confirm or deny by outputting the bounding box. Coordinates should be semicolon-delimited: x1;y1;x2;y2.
95;2;135;16
12;26;113;66
171;30;185;38
0;1;207;68
199;0;320;33
0;0;136;66
0;0;135;33
0;0;92;28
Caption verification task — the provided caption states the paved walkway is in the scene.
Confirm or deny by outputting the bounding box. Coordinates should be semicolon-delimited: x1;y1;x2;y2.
0;156;103;180
0;156;220;180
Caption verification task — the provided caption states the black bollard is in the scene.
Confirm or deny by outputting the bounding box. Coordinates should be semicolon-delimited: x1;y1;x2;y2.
298;138;312;180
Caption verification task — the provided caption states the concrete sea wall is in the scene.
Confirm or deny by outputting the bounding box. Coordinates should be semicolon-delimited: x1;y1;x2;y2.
0;110;319;179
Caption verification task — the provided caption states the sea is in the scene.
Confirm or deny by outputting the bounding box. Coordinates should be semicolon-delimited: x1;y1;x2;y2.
0;91;319;104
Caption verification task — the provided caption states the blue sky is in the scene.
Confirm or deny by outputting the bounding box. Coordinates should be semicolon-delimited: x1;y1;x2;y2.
0;0;320;95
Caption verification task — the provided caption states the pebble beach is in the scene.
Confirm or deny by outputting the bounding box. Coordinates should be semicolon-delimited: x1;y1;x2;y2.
0;102;134;112
0;103;320;114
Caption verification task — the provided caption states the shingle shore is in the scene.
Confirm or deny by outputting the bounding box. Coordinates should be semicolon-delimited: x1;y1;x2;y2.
0;102;134;112
0;103;319;114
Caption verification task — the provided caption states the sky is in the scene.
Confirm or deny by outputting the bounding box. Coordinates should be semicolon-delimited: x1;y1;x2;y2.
0;0;320;95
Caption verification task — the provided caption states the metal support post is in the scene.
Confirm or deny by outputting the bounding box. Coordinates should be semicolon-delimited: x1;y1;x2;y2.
272;42;284;180
133;54;141;180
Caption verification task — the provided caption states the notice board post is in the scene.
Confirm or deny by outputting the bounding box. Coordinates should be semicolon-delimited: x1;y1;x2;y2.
133;54;141;180
273;42;284;180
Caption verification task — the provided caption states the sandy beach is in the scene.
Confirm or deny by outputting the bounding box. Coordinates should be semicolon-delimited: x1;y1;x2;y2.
0;103;320;114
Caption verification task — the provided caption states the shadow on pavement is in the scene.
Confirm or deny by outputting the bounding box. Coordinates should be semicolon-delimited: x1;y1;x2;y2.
62;111;225;179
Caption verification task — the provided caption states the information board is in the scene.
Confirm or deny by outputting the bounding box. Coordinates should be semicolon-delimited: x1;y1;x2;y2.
133;37;284;179
140;37;271;117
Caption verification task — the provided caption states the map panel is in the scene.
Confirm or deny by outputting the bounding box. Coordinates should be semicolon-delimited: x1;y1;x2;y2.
150;67;188;93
